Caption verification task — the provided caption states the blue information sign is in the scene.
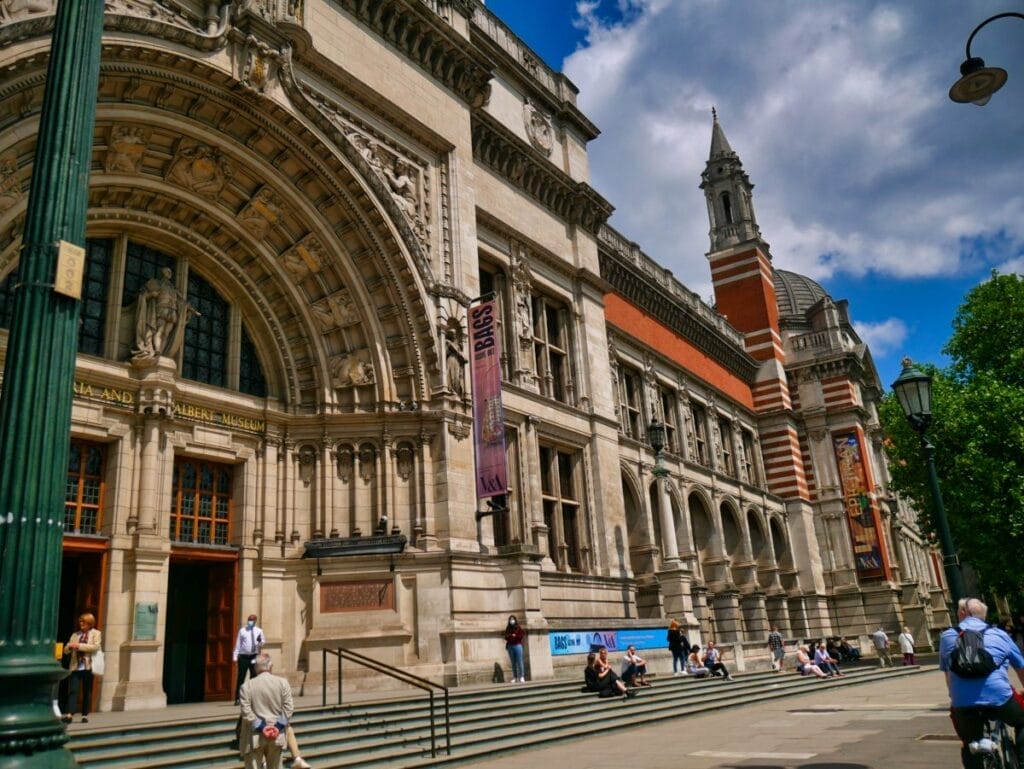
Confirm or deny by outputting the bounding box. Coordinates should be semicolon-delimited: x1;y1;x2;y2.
549;628;664;656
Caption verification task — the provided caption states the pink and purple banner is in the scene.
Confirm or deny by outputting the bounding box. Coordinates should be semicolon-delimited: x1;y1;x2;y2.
468;300;507;499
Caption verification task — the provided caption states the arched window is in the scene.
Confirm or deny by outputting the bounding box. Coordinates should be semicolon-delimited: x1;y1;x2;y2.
0;237;269;396
721;192;734;224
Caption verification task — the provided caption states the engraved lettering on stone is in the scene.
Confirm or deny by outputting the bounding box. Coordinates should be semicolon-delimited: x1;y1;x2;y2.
166;143;232;199
319;580;393;613
330;350;374;387
104;125;149;174
238;186;282;240
280;234;323;281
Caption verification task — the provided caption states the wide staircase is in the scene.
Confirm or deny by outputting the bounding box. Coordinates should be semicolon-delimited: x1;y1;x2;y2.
69;664;926;769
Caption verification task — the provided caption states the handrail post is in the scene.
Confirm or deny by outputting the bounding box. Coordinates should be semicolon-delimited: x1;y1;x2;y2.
444;687;451;755
428;690;436;758
338;648;343;705
321;649;326;707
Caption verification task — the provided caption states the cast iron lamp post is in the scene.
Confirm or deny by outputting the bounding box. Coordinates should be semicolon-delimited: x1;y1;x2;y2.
0;2;105;767
949;12;1023;105
890;358;966;607
648;418;680;568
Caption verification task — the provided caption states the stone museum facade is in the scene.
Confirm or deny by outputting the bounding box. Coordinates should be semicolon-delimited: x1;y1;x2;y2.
0;0;946;710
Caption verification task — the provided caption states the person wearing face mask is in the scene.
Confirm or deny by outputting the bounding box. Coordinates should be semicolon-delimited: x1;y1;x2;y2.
503;615;526;683
233;614;266;705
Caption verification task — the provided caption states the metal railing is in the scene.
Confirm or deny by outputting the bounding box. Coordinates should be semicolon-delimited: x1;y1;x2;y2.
321;646;451;758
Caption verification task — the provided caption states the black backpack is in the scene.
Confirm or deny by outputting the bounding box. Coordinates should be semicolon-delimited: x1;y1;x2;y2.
949;626;999;679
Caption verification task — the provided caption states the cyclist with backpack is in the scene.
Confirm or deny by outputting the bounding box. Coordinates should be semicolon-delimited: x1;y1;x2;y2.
940;597;1024;768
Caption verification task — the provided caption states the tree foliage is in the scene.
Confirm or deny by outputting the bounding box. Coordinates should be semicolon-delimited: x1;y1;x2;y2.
880;272;1024;595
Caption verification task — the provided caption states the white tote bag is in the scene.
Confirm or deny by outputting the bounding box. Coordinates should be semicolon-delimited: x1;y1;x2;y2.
91;648;105;676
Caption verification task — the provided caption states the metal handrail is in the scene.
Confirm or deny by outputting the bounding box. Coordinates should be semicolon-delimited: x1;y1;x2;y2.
321;646;451;758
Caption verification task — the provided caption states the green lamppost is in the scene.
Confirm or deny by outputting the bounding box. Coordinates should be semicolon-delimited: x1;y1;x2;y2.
890;358;966;608
0;2;105;767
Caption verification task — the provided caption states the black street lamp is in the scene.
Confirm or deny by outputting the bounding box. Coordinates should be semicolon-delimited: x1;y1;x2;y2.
890;358;966;607
949;12;1023;105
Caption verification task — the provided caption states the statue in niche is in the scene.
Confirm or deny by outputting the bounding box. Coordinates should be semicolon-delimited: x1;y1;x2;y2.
131;267;198;363
445;324;467;399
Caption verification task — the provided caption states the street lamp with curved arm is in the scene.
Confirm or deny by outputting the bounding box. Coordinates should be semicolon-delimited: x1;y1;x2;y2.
949;12;1024;105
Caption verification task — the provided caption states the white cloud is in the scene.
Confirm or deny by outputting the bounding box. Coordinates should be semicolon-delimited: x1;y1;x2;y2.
853;318;909;357
562;0;1024;294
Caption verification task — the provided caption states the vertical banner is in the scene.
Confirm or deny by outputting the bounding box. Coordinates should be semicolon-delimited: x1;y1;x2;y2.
468;300;507;499
833;431;886;579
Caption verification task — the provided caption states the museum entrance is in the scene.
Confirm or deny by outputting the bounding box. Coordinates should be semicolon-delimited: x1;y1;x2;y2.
163;554;236;703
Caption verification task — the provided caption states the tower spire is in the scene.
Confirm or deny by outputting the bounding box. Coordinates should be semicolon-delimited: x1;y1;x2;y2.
700;109;763;252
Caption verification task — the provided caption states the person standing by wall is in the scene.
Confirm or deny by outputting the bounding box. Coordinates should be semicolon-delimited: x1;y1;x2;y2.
503;615;526;683
872;626;892;667
233;613;265;704
63;612;101;723
767;625;785;673
898;626;916;666
667;619;689;676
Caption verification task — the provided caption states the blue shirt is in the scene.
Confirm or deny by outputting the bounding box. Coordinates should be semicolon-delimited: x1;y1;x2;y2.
939;616;1024;707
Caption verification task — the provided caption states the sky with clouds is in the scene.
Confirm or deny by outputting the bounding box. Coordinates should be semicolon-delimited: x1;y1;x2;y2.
483;0;1024;388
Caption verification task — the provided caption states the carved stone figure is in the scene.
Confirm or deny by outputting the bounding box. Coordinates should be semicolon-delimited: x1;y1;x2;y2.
280;236;323;281
330;352;374;387
238;186;282;240
131;267;197;363
0;156;21;213
105;125;149;174
0;0;52;20
166;143;232;199
445;324;466;399
524;99;553;156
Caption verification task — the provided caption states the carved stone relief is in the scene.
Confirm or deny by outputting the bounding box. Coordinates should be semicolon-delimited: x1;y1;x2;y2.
280;234;323;281
0;0;53;21
510;247;533;343
523;98;553;156
104;125;150;174
358;444;376;482
395;443;414;481
311;289;358;332
0;156;22;213
297;445;316;485
166;143;232;199
330;350;374;387
241;34;280;95
345;130;429;247
336;444;353;482
103;0;193;28
237;186;283;240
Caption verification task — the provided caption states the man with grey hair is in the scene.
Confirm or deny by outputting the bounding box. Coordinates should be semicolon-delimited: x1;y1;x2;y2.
940;597;1024;768
238;654;294;769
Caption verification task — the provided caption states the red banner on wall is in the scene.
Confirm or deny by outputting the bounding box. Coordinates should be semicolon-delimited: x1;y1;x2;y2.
468;301;507;499
832;431;886;580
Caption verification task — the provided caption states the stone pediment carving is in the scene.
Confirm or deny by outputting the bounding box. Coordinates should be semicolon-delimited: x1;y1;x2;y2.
523;98;553;156
471;111;613;233
166;142;233;199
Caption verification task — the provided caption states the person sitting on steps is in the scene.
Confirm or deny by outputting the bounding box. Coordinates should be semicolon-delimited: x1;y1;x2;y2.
702;640;733;680
686;644;710;678
795;645;828;679
814;641;844;677
584;650;635;700
621;645;652;687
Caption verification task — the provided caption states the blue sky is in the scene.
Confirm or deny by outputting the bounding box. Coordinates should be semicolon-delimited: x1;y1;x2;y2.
483;0;1024;389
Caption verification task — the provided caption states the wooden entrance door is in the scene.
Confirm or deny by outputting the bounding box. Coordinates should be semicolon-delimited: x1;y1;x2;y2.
204;561;235;701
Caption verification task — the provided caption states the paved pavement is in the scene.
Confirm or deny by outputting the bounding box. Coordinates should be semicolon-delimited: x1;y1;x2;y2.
460;668;960;769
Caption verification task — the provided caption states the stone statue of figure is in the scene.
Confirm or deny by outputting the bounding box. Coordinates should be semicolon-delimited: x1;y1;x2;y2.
131;267;197;363
445;325;466;399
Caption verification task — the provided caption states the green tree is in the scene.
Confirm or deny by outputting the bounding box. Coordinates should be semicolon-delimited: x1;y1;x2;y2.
881;272;1024;595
